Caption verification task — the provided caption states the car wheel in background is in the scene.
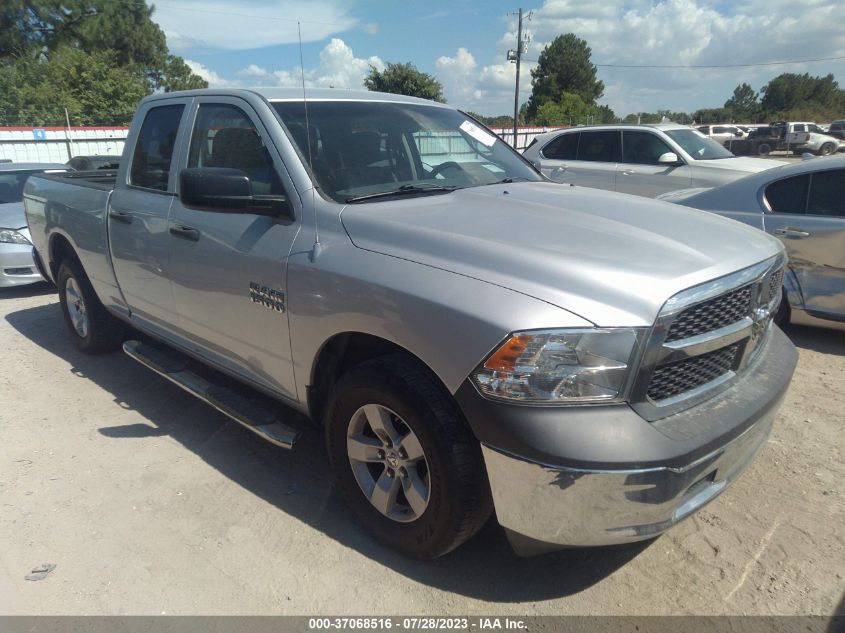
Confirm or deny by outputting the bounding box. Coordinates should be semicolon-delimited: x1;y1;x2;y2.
57;258;124;354
325;354;492;559
757;143;771;156
818;143;836;156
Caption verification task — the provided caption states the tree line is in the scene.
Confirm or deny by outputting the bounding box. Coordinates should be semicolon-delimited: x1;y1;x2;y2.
363;34;845;127
1;7;842;129
0;0;206;126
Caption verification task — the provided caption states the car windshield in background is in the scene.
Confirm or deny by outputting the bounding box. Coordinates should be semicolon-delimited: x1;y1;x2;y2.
272;100;541;203
665;129;735;160
0;170;43;204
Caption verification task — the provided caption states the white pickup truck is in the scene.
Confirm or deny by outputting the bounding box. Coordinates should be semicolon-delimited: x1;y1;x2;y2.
780;122;843;155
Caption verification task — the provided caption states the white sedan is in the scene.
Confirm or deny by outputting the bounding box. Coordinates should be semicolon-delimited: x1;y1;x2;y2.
0;163;68;288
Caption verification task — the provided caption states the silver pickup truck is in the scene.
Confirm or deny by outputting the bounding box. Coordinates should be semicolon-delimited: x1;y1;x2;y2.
24;88;797;558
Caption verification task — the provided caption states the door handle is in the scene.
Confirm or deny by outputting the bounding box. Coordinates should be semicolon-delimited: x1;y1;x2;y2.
108;210;133;224
550;166;568;176
774;227;811;239
620;169;636;175
169;225;200;242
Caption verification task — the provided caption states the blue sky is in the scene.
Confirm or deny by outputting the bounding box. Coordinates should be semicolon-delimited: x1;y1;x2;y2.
149;0;845;118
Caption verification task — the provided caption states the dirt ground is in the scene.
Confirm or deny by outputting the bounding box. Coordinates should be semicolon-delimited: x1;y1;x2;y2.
0;284;843;616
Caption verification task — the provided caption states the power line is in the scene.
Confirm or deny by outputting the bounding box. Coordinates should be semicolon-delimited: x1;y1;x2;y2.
595;55;845;69
519;55;845;69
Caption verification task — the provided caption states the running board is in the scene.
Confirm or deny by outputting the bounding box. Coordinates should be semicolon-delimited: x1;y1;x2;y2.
123;340;301;449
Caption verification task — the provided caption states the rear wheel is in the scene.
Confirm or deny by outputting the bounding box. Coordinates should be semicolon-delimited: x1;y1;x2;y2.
757;143;771;156
57;258;123;354
325;355;492;559
818;142;836;156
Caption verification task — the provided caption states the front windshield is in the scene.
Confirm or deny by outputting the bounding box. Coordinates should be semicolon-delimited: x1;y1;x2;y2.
0;170;43;204
665;129;735;160
272;100;541;202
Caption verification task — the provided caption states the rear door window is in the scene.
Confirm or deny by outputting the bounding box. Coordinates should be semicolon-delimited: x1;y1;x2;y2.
541;132;579;160
576;131;621;162
765;174;809;213
806;170;845;217
129;104;184;192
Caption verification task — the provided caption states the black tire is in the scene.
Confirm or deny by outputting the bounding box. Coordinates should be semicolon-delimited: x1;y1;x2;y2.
57;258;124;354
757;143;771;156
818;143;835;156
325;354;492;559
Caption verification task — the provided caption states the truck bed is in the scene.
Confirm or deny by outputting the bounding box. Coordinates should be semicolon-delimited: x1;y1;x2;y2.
23;170;121;303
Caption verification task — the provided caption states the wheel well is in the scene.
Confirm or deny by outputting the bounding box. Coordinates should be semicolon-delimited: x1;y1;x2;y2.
48;234;76;280
307;333;447;425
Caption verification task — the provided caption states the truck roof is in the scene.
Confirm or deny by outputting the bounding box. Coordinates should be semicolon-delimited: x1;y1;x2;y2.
142;87;449;108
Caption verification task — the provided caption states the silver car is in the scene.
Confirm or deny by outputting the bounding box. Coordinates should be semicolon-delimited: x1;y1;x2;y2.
0;163;68;287
523;124;783;198
659;155;845;330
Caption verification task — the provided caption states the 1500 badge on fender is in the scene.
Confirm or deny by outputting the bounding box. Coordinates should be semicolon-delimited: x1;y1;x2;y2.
249;282;285;313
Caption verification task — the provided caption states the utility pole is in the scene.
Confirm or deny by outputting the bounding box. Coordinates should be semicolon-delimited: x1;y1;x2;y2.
507;9;530;148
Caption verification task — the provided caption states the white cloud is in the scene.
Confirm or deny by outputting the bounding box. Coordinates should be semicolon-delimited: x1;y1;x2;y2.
184;59;239;88
436;0;845;116
239;64;269;78
153;0;357;51
270;38;384;89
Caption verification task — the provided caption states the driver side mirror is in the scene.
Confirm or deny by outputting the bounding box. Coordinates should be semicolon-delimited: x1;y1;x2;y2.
179;167;291;218
657;152;682;166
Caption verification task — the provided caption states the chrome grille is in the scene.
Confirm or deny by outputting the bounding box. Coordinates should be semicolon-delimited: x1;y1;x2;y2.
632;255;787;421
646;344;740;401
768;268;784;303
664;285;752;342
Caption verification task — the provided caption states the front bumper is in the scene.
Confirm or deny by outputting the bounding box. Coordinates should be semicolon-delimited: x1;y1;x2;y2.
0;244;44;288
456;327;796;555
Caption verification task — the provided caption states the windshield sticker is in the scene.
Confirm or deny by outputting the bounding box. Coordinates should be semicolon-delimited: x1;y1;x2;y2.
459;120;497;147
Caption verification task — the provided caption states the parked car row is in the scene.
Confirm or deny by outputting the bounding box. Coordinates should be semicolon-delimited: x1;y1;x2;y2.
523;124;845;330
522;123;783;198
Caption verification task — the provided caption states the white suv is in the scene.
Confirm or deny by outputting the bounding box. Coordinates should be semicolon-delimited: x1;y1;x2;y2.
696;124;748;146
523;124;784;198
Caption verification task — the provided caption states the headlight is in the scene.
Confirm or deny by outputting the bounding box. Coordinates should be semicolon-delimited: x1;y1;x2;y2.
0;228;31;245
471;328;644;404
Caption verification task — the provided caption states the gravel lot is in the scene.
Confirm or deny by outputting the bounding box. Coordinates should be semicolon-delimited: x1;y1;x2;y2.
1;284;843;616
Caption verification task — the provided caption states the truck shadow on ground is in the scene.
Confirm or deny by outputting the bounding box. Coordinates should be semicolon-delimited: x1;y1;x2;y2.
6;301;652;603
783;323;845;356
0;281;55;300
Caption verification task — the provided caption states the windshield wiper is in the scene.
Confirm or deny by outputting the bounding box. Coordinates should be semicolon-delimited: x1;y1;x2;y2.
345;183;457;203
492;176;530;184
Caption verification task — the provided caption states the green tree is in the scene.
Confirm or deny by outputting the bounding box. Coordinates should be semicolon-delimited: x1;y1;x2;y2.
526;34;604;120
0;0;205;92
693;107;730;124
364;62;445;102
0;46;148;125
724;83;760;121
761;73;844;120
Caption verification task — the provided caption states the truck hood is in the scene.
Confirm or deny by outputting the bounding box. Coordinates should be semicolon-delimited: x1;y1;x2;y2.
0;202;26;229
340;182;783;327
692;156;784;172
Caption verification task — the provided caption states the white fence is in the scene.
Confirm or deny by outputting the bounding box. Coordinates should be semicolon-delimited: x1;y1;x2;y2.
0;127;129;164
0;124;558;165
490;126;567;151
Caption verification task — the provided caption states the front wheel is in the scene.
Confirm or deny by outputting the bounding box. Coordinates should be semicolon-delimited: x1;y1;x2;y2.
757;143;771;156
325;355;492;559
818;143;836;156
57;258;124;354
